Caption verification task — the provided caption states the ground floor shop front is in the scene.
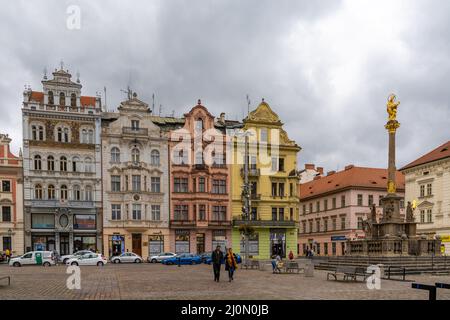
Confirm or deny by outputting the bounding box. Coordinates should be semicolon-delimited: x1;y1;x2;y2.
231;227;298;260
0;224;24;256
169;228;232;254
298;231;362;256
103;228;171;260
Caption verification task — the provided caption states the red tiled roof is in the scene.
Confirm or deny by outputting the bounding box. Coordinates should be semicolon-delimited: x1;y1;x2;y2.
80;96;96;107
299;166;405;200
30;91;44;102
400;141;450;171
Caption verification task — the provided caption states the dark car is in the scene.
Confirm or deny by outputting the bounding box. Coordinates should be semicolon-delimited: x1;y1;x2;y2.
204;253;242;265
200;252;213;263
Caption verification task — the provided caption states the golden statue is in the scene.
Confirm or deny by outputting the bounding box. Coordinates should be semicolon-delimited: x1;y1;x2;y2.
387;94;400;121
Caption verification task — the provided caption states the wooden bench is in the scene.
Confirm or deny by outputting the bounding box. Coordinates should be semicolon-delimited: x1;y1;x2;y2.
0;276;11;286
242;260;260;270
275;261;303;274
327;266;372;281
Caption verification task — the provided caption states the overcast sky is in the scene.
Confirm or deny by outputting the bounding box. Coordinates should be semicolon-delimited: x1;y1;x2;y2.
1;0;449;171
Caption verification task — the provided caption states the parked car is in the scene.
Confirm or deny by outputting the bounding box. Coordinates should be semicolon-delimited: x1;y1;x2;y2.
9;251;56;267
111;252;143;264
161;253;202;265
148;252;177;263
204;253;242;265
60;250;94;265
66;253;107;266
200;252;212;263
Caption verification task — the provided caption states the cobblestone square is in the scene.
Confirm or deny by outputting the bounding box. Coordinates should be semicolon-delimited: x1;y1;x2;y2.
1;263;449;300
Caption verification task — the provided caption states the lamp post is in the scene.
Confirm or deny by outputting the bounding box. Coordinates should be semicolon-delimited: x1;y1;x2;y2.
7;228;12;252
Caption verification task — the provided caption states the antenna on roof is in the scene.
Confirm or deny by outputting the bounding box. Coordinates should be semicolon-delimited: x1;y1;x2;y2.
159;104;162;116
246;94;251;116
120;86;132;100
43;67;47;80
152;93;155;111
104;86;107;111
60;59;64;70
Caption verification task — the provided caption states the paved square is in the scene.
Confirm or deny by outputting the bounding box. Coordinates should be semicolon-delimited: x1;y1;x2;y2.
0;263;449;300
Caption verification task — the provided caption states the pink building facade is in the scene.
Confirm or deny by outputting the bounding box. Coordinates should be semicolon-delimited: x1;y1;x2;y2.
168;101;232;254
298;165;405;256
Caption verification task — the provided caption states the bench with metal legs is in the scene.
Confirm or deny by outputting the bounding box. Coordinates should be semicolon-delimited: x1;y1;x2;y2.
0;276;11;286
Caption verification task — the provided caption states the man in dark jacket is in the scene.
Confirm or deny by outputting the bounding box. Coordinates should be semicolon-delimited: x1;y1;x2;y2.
211;245;224;282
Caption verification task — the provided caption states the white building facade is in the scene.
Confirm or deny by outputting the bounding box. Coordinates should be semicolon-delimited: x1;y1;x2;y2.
401;141;450;254
22;67;103;254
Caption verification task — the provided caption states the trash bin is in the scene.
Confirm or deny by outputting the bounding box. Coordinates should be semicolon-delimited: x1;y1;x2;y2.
35;252;43;265
305;261;314;277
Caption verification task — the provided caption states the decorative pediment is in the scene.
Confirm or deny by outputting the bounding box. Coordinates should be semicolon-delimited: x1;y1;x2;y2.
118;96;150;112
246;101;281;124
280;128;297;146
417;200;434;209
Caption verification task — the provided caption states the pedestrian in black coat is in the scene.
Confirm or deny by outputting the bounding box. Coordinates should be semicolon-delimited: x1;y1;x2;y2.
211;246;224;282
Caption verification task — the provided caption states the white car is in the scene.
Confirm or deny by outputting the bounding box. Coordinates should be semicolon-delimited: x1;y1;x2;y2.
148;252;177;263
60;250;94;265
110;252;143;264
66;253;107;266
10;251;56;267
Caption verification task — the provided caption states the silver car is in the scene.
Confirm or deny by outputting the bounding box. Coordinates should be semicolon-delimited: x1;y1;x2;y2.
148;252;176;263
111;252;143;264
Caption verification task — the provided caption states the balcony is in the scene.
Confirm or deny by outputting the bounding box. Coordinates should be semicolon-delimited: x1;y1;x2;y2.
30;200;95;208
170;220;196;228
122;219;163;230
250;194;261;201
122;127;149;136
233;218;296;228
208;220;232;227
240;168;260;177
193;164;208;171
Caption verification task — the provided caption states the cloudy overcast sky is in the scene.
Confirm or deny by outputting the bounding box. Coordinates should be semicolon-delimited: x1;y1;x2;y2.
1;0;449;171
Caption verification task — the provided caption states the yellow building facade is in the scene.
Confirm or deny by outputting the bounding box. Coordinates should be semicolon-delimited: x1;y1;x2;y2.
231;100;301;259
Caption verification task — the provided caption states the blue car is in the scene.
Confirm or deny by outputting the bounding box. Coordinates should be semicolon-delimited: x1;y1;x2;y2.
204;253;242;265
161;253;202;265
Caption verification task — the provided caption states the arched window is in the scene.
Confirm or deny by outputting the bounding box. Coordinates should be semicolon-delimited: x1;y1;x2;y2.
59;92;65;106
63;128;69;142
111;147;120;163
85;186;93;201
31;125;37;140
47;156;55;171
72;156;79;172
73;185;81;201
131;148;140;163
48;91;54;105
60;185;68;200
81;129;87;143
151;150;160;166
34;184;43;199
70;93;76;107
57;128;63;142
38;126;44;140
88;129;94;144
34;155;42;170
84;157;93;173
60;156;67;172
48;185;55;199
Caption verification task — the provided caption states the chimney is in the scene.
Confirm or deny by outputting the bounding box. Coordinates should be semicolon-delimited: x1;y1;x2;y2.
327;170;336;176
345;164;354;170
305;163;315;170
316;167;324;175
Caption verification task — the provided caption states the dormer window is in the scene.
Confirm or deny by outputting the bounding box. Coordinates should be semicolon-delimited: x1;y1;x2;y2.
131;120;140;130
70;93;76;107
59;92;66;106
48;91;54;105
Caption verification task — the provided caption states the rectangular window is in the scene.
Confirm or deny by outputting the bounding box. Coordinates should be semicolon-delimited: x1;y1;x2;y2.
278;158;285;172
316;219;320;233
379;195;384;206
309;203;313;214
316;201;320;212
193;178;196;193
332;242;336;256
212;179;226;194
420;210;425;223
279;208;284;221
2;180;11;192
271;183;277;197
279;183;285;197
174;205;189;220
427;183;432;196
341;195;346;207
324;243;328;255
427;209;432;223
316;243;321;255
131;120;140;130
368;195;374;206
198;205;206;220
357;194;363;206
260;128;268;143
420;185;425;197
31;213;55;229
2;206;11;222
111;204;121;220
151;205;161;221
198;177;206;192
290;183;293;197
324;199;328;211
323;219;328;232
271;157;278;172
132;204;142;220
309;221;313;233
111;175;121;192
174;178;189;193
302;205;306;215
132;175;141;192
212;206;226;221
73;214;96;229
272;208;277;221
332;198;336;209
341;216;346;230
151;177;161;193
290;208;294;221
357;217;363;229
332;218;337;231
2;236;11;251
302;221;306;234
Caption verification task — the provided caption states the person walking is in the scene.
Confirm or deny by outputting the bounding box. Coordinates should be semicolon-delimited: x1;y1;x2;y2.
5;248;11;263
211;245;224;282
225;248;238;282
288;250;294;260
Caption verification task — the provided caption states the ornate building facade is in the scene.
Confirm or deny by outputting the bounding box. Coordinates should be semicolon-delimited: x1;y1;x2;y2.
0;134;24;255
401;141;450;254
168;101;235;254
22;67;102;254
101;93;176;259
231;100;301;259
